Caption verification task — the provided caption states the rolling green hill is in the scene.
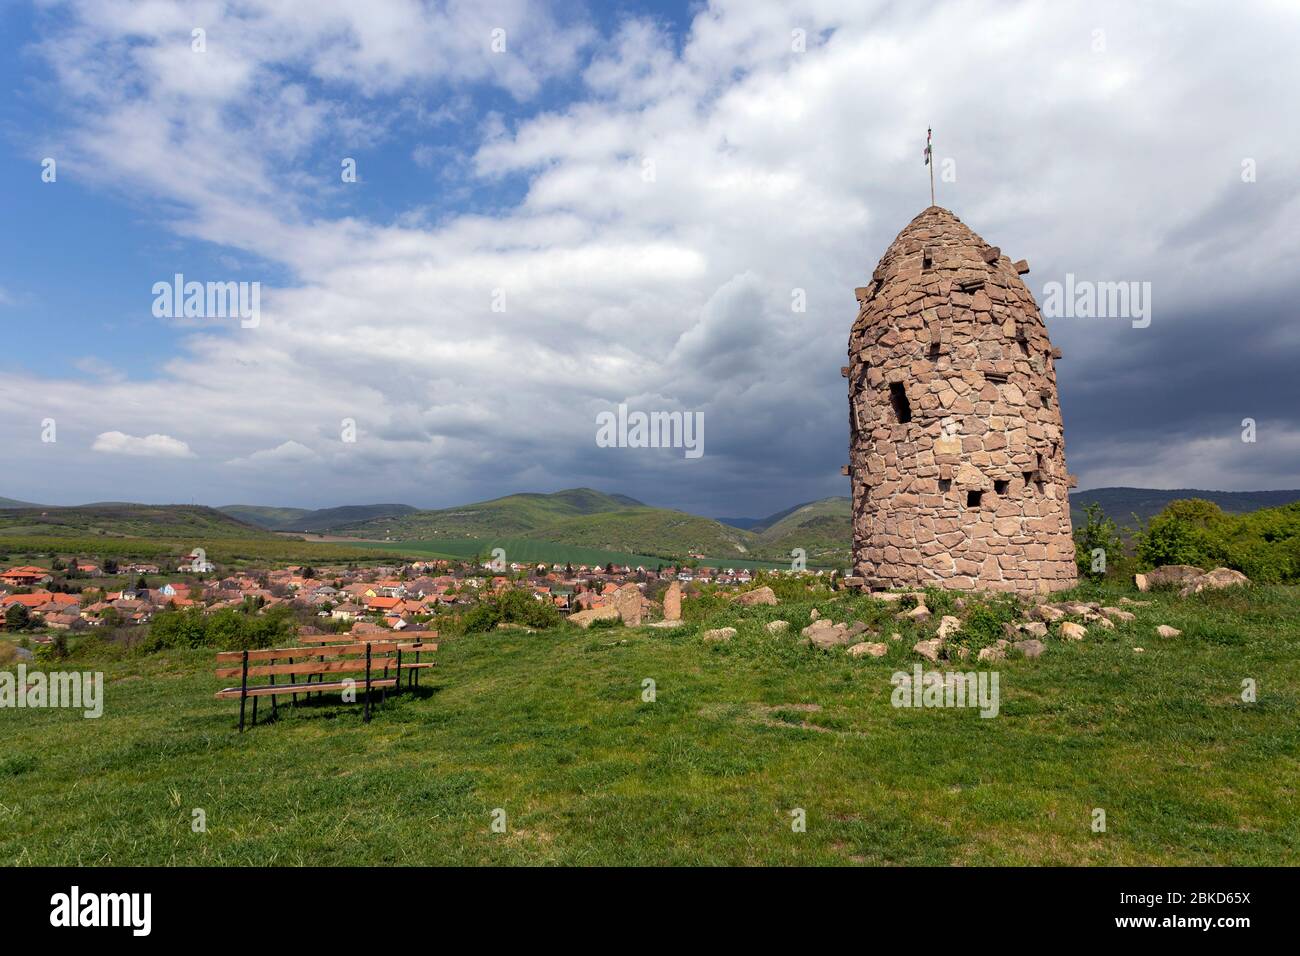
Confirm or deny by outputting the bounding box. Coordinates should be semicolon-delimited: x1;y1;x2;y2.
337;489;645;538
751;497;852;565
519;507;757;561
218;505;313;529
0;504;273;539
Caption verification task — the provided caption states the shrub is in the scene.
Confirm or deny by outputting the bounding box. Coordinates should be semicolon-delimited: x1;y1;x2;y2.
1074;503;1125;578
140;605;296;652
461;588;562;633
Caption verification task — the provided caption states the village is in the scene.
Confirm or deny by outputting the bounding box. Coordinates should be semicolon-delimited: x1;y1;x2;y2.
0;552;812;646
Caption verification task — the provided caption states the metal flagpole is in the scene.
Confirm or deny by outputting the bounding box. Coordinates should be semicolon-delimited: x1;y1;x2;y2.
927;127;935;206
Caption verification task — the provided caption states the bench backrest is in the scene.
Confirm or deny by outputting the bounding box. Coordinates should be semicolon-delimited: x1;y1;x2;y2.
215;641;437;681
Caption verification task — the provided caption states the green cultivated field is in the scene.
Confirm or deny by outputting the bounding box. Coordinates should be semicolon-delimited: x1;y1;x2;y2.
3;582;1298;865
358;537;796;571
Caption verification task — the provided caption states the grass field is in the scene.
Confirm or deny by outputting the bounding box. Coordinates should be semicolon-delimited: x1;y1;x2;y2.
3;582;1298;865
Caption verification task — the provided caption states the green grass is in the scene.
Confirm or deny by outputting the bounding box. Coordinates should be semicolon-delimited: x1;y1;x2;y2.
3;583;1298;865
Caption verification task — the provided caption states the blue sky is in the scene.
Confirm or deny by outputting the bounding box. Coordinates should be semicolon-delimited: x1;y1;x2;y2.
1;0;1298;515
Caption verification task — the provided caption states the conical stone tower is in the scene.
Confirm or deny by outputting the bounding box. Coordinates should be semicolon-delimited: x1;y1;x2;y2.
846;206;1077;594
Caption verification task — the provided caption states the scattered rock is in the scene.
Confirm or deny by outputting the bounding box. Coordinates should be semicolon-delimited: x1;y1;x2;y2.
809;608;821;621
735;586;779;606
1059;621;1088;641
1012;639;1045;659
936;615;963;640
1030;604;1064;623
662;581;683;621
1119;597;1153;606
845;620;873;638
977;646;1005;662
1178;567;1251;597
1002;621;1022;639
1133;647;1145;653
847;641;888;658
1135;564;1203;592
570;606;621;629
1093;616;1115;630
703;627;737;642
904;604;932;622
802;620;851;649
889;632;902;642
647;620;685;629
1155;625;1182;638
765;620;790;635
1021;621;1048;637
913;638;942;662
1100;607;1135;623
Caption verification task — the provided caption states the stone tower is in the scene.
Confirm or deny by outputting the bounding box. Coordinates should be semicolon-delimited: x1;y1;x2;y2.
846;206;1077;595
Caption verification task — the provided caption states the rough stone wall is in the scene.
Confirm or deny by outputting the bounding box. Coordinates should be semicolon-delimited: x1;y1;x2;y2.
847;206;1077;595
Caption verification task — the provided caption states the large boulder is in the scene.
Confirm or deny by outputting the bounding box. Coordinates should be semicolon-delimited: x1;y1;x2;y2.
802;620;850;649
734;586;778;606
614;584;644;625
1178;567;1250;597
570;606;620;629
662;581;683;621
1059;621;1088;641
1134;565;1203;592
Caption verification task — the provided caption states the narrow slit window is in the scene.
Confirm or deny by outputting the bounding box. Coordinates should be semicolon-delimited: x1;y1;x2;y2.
966;490;983;508
888;382;912;423
1022;471;1034;490
928;340;941;359
938;479;952;493
986;372;1009;385
994;479;1009;495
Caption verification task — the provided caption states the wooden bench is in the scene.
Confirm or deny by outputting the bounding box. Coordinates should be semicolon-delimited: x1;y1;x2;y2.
215;639;438;731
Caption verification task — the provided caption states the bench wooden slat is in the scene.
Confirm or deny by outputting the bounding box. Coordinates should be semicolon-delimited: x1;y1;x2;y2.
215;641;437;663
214;658;438;679
215;677;398;700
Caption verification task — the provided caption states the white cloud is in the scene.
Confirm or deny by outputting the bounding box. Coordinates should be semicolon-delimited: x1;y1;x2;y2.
226;440;320;468
92;431;196;459
8;1;1300;510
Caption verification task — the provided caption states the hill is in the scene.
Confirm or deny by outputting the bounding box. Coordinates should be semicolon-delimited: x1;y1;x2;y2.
0;496;41;509
751;497;851;564
1071;487;1300;526
519;507;756;561
338;489;645;538
0;504;273;539
218;505;313;529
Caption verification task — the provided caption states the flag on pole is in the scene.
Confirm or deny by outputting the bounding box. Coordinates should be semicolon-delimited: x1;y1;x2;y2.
923;127;932;165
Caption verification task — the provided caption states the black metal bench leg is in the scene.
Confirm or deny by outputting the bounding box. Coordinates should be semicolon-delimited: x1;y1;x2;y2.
238;649;249;732
364;644;372;723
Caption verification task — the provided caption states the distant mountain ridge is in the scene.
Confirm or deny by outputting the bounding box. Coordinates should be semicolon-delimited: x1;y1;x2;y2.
3;487;1296;565
218;503;417;531
1070;487;1300;526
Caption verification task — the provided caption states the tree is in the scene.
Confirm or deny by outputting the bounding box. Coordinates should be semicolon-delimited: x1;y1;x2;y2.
5;604;32;631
